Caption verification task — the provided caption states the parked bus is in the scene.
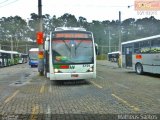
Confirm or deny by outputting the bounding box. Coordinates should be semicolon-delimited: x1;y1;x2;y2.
9;51;19;65
108;51;120;62
0;50;8;67
44;27;96;80
19;53;28;64
121;34;160;74
28;48;39;67
0;50;20;67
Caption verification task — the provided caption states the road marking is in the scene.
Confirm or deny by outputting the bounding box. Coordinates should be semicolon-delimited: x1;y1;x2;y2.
49;84;52;93
4;90;19;103
46;105;51;120
40;83;46;93
30;105;39;120
112;94;140;112
47;105;51;114
90;81;103;89
97;75;105;79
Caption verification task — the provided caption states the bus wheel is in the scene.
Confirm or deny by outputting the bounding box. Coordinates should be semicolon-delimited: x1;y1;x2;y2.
135;63;143;75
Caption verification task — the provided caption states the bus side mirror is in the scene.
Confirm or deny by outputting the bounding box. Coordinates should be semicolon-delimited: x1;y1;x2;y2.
45;38;49;51
95;43;98;55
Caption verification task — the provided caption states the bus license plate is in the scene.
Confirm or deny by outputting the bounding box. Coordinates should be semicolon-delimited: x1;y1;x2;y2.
71;74;78;77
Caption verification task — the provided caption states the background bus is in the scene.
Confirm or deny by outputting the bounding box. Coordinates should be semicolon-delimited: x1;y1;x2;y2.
0;50;8;67
44;27;96;80
121;35;160;74
19;53;28;64
28;48;39;67
108;51;120;62
0;50;21;67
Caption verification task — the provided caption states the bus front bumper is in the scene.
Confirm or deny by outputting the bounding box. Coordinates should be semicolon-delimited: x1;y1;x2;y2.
48;72;96;80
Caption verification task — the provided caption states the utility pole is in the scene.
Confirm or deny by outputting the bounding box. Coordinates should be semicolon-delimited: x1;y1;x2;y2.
108;28;111;53
11;36;13;51
118;11;121;51
25;44;28;54
118;11;122;68
37;0;44;75
0;44;1;50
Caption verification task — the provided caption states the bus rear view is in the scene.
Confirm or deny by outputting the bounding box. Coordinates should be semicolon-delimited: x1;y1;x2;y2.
45;27;96;80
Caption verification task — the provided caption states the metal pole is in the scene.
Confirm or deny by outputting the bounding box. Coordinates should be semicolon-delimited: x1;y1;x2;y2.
26;44;28;54
118;11;122;68
38;0;44;75
108;29;111;53
11;36;13;51
118;11;121;51
0;44;1;50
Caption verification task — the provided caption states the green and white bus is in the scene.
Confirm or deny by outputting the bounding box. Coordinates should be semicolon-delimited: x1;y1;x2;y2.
0;50;19;67
121;34;160;74
44;27;96;80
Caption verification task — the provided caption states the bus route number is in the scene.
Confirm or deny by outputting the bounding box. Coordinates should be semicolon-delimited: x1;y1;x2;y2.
83;64;90;67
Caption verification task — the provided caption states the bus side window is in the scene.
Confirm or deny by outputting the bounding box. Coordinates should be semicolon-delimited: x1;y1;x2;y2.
140;40;151;53
134;42;140;54
151;38;160;53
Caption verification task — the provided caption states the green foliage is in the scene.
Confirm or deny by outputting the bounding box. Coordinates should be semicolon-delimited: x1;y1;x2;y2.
96;54;107;60
0;13;160;54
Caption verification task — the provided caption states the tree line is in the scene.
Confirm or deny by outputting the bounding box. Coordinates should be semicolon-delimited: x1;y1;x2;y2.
0;13;160;53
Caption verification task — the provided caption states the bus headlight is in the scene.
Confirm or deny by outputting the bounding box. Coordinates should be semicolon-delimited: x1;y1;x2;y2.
89;68;93;71
87;67;93;72
54;69;59;73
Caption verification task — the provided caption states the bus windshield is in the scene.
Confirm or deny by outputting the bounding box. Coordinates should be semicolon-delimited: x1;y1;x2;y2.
52;39;94;64
29;52;38;60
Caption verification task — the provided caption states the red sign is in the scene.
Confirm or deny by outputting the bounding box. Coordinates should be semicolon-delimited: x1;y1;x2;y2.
36;32;43;44
135;0;160;11
55;33;90;38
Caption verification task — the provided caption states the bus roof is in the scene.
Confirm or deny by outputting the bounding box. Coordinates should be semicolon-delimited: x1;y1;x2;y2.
0;50;6;53
108;51;120;54
7;51;19;54
0;50;19;54
121;34;160;45
55;27;86;31
29;48;39;51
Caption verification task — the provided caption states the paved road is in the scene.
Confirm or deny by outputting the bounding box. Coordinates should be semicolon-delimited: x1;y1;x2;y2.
0;61;159;120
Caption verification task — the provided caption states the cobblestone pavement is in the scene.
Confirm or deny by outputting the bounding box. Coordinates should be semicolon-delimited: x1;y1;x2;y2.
0;61;159;120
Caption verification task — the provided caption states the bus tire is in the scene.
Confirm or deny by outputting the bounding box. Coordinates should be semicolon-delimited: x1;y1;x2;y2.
135;63;143;75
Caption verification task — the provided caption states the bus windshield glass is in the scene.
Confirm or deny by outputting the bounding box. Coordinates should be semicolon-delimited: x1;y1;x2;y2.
29;52;38;60
52;39;94;64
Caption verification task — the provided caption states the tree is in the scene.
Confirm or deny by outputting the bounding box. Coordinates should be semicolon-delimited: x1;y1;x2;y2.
58;13;78;27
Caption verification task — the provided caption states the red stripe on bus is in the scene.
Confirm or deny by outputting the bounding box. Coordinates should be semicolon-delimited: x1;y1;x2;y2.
60;65;69;69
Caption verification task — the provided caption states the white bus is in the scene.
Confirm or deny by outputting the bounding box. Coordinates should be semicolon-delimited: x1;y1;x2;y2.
108;51;120;62
121;35;160;74
44;27;96;80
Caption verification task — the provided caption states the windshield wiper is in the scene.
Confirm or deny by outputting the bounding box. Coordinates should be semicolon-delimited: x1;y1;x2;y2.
61;40;71;52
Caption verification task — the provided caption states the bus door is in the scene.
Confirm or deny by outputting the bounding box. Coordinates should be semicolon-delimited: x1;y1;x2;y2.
125;46;133;67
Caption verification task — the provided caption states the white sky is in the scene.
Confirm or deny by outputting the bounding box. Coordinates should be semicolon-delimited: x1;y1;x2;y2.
0;0;160;22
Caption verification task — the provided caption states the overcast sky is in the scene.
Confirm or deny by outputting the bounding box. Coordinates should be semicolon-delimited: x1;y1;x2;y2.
0;0;160;22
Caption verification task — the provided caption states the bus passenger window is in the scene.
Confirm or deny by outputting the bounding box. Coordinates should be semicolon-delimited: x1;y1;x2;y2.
151;39;160;53
134;42;140;54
